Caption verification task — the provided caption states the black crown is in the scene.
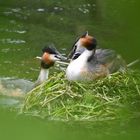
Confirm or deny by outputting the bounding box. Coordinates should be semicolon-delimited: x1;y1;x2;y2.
42;46;58;54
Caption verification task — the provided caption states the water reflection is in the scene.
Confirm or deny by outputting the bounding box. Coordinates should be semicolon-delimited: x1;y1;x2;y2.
37;8;45;12
0;97;20;107
0;38;26;44
0;77;33;106
78;3;96;14
0;28;26;34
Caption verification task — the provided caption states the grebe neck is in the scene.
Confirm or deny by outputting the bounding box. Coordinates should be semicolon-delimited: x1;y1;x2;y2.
74;49;94;62
34;68;49;87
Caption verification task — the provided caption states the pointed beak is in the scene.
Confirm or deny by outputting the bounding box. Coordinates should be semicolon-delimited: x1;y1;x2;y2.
55;54;67;61
49;54;69;65
48;54;67;62
35;56;42;60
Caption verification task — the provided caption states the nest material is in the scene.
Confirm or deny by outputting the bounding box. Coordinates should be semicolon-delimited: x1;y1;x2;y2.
22;70;140;121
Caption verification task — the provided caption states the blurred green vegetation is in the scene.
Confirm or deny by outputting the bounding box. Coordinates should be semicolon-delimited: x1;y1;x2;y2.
22;70;140;121
1;107;140;140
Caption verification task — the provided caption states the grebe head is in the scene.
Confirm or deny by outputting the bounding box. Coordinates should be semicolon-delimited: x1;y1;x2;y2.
68;31;97;60
34;46;65;87
40;46;65;69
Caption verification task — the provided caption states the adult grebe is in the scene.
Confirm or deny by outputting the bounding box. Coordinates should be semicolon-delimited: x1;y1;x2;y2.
34;46;66;86
66;32;126;81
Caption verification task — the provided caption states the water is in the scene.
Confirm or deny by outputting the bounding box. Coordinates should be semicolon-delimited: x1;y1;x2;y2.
0;0;140;140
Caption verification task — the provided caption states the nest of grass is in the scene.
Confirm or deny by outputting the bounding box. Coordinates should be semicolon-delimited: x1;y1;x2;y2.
22;70;140;121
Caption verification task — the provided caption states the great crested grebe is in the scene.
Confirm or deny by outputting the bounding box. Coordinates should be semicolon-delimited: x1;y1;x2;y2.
66;32;126;81
34;46;66;86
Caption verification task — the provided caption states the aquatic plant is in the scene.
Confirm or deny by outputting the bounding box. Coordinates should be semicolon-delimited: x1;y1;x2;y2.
22;70;140;121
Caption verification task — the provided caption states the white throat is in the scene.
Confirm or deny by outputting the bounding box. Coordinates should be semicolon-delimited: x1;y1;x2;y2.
34;68;49;87
77;49;93;61
66;50;93;81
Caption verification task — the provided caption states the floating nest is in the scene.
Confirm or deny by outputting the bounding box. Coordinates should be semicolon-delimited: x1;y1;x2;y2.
22;70;140;121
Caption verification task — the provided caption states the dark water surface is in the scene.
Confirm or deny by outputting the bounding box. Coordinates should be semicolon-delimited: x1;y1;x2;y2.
0;0;140;140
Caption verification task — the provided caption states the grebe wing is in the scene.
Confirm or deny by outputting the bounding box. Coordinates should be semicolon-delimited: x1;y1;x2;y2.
95;49;126;73
95;49;117;64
